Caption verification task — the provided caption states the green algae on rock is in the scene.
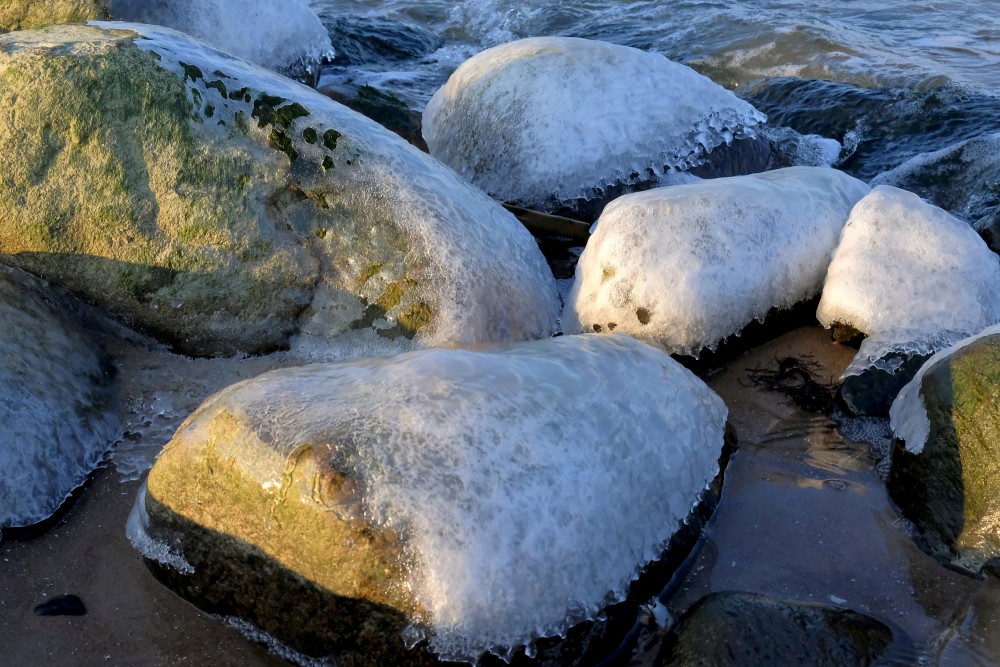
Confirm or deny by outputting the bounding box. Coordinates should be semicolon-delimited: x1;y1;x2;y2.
128;334;729;663
888;328;1000;575
0;265;119;531
0;24;559;357
0;0;109;32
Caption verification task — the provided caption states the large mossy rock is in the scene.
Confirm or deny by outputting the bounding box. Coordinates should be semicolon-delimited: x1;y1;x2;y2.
0;1;108;32
888;330;1000;575
0;266;119;532
129;335;729;664
656;592;895;666
0;24;558;356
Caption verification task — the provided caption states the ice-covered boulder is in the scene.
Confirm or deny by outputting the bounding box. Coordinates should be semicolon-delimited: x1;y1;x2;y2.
817;186;1000;379
103;0;334;84
422;36;767;218
0;24;558;357
887;325;1000;574
0;266;119;533
0;0;334;84
872;133;1000;252
563;167;869;356
129;334;729;664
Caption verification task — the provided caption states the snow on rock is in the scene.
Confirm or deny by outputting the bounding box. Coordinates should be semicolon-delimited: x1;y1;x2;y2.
563;167;869;356
817;185;1000;377
890;323;1000;455
422;36;767;213
135;334;728;663
871;132;1000;251
0;267;119;530
103;0;334;83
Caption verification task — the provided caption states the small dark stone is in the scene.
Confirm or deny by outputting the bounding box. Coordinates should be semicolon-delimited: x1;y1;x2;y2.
636;307;652;325
656;591;894;666
34;594;87;616
837;353;929;417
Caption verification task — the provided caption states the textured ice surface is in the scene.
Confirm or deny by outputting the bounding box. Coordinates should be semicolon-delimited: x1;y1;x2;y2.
104;0;334;82
890;324;1000;454
564;167;869;356
422;36;766;210
160;334;727;662
0;267;120;528
79;23;560;351
871;132;1000;242
817;186;1000;376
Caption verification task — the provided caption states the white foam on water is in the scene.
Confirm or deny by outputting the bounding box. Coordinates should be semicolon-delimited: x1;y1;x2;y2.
889;323;1000;454
422;36;766;210
169;334;728;662
817;186;1000;377
564;167;869;356
104;0;334;80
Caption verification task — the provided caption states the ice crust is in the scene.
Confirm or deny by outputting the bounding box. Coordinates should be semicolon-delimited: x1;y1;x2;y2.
0;267;119;528
817;186;1000;376
104;0;334;82
563;167;869;356
163;334;727;662
890;324;1000;455
84;22;560;350
422;36;767;210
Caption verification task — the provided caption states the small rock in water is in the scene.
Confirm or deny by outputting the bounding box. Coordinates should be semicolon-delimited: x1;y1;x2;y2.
34;594;87;616
655;591;895;666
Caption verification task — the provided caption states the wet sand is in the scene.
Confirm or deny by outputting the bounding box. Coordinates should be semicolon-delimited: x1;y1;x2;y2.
2;325;998;665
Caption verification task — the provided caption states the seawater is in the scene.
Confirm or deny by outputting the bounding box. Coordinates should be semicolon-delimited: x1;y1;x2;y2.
311;0;1000;98
312;0;1000;181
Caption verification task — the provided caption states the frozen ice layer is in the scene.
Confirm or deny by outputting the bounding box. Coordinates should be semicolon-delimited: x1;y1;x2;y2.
422;36;767;211
564;167;869;356
103;0;334;83
140;334;728;662
0;267;119;529
817;186;1000;376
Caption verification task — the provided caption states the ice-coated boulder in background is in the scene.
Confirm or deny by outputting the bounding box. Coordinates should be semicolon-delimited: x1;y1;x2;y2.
0;266;119;532
817;185;1000;379
103;0;334;84
0;24;559;357
0;0;334;84
422;36;767;218
129;334;728;664
872;133;1000;252
563;167;869;356
887;325;1000;575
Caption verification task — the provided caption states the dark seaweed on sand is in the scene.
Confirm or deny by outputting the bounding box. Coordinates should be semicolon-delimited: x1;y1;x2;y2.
743;355;835;413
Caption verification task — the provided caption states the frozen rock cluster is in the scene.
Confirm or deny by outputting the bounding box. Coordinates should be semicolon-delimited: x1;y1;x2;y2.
564;167;869;356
